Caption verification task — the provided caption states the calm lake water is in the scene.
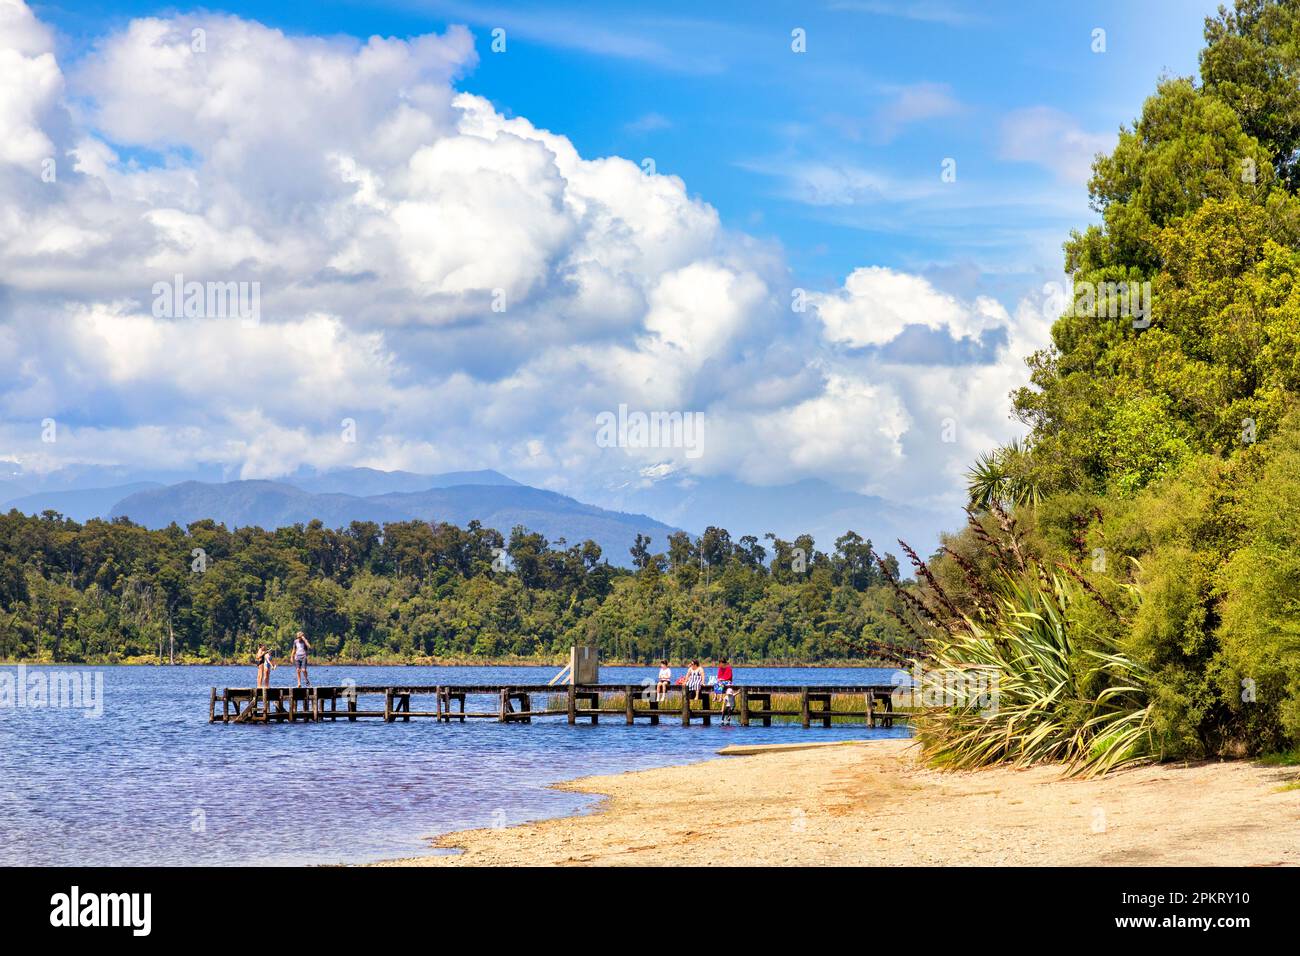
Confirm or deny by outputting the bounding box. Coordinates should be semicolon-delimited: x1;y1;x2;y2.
0;664;910;866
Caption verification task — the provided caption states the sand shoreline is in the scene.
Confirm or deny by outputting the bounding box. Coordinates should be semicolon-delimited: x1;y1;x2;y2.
375;739;1300;866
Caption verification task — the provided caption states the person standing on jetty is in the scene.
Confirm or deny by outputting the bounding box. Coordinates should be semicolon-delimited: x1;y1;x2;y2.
291;631;312;687
255;644;275;688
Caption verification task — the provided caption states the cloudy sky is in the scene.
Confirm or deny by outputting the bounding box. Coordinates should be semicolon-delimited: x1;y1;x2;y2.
1;0;1216;532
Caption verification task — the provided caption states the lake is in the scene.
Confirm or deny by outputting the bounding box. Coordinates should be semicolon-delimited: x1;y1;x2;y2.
0;664;911;866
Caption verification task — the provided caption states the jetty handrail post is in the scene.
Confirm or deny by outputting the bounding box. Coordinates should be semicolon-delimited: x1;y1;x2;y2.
739;687;749;727
625;684;635;725
567;684;577;725
499;687;509;723
681;687;691;726
800;687;810;729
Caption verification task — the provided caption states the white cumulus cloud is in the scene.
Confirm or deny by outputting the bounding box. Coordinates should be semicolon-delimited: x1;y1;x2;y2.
0;1;1052;523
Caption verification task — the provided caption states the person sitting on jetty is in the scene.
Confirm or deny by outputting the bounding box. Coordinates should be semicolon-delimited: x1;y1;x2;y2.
684;660;705;701
656;660;672;701
291;631;312;688
714;658;733;693
721;685;737;725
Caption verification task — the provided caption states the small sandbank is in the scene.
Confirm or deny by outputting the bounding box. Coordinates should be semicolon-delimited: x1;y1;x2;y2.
376;740;1300;866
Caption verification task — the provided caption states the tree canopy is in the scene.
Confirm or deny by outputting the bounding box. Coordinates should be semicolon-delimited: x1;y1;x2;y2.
0;508;914;666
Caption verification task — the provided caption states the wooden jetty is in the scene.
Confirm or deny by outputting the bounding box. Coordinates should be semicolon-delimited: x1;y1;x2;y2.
209;684;911;729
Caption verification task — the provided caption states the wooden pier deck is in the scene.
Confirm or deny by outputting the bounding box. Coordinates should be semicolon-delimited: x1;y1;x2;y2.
209;684;913;729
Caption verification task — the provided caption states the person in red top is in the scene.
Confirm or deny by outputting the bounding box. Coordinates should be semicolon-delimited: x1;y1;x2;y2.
714;658;733;689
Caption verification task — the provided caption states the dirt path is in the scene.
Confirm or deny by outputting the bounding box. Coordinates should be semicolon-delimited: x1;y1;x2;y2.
375;740;1300;866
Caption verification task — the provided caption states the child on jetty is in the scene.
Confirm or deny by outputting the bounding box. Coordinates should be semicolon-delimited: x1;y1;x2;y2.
656;660;672;702
721;685;737;725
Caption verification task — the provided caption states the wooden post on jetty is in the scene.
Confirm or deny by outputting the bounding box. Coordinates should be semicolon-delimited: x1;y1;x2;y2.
567;684;576;725
208;688;216;723
739;687;750;727
571;644;599;683
800;687;810;729
681;688;691;726
499;688;510;723
625;685;635;725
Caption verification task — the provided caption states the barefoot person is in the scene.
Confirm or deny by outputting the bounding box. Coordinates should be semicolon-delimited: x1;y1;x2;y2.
714;657;733;691
254;643;274;688
291;630;312;687
685;660;705;702
656;660;672;702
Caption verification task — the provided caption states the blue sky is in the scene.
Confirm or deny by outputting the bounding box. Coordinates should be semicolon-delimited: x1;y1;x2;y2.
2;0;1225;543
35;0;1217;299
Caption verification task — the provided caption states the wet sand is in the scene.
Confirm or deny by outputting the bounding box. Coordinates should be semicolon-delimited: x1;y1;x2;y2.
376;739;1300;866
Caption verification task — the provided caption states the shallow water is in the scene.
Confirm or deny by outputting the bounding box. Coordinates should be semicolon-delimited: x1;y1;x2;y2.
0;664;910;865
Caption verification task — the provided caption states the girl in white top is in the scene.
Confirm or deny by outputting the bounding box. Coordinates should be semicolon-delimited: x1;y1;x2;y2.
656;661;672;702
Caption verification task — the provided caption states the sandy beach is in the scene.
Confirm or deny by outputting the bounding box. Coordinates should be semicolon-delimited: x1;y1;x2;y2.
378;740;1300;866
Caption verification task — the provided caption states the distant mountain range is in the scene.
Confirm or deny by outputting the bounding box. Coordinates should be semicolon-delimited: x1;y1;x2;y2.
106;478;678;563
0;465;676;566
3;482;163;523
596;474;949;557
0;461;950;565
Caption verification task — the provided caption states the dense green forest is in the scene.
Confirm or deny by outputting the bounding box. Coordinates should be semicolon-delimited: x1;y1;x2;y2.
0;509;915;665
913;0;1300;767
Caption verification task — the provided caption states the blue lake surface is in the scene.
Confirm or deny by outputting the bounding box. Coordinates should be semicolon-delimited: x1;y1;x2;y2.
0;664;911;866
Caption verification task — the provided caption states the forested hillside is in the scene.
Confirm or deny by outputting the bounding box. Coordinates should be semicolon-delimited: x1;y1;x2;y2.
0;509;914;665
917;0;1300;766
